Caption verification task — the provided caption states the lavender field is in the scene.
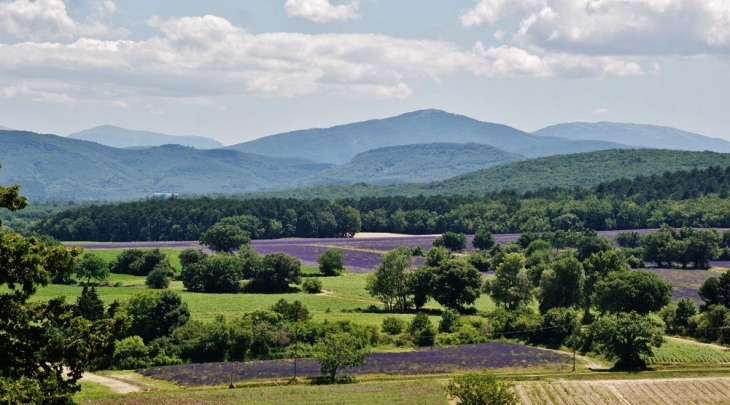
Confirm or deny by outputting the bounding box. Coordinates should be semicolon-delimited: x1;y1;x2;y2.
67;229;730;274
139;342;571;386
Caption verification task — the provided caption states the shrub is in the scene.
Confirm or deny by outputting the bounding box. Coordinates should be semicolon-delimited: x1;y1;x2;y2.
381;316;406;335
445;372;517;405
439;309;461;334
110;249;169;276
302;278;323;294
146;266;171;289
317;249;345;276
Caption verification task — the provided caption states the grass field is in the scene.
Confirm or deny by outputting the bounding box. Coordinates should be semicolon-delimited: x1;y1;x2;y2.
76;379;449;405
26;247;496;325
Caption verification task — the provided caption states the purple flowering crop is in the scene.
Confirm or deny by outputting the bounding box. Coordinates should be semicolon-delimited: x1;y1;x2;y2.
139;342;571;386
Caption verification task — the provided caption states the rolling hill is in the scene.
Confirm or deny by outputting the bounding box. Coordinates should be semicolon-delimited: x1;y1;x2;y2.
533;122;730;152
244;149;730;200
0;131;331;201
227;109;631;164
304;143;521;185
0;125;13;130
68;125;224;149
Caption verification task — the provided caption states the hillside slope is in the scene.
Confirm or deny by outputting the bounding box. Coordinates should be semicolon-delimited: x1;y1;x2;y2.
534;122;730;152
228;109;629;164
305;143;521;185
245;149;730;199
68;125;224;149
0;131;330;201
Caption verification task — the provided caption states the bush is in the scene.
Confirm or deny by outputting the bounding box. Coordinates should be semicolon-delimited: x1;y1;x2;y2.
110;249;169;276
180;254;243;293
445;372;517;405
439;309;461;333
146;266;171;289
441;232;467;252
302;278;323;294
381;316;406;335
247;253;302;293
317;249;345;276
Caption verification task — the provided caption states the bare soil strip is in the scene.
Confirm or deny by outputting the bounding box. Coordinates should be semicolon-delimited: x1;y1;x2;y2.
81;372;142;394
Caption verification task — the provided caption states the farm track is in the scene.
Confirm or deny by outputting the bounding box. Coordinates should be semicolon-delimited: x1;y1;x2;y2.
81;372;142;394
666;336;730;352
516;376;730;404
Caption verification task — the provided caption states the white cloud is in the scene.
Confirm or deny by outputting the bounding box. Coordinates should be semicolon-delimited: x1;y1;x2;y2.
284;0;359;23
594;108;609;114
0;0;127;41
460;0;730;56
0;15;646;107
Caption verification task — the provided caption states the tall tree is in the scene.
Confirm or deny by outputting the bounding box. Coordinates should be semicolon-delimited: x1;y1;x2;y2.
484;253;533;311
581;250;628;320
538;253;584;314
431;258;482;311
593;271;672;315
74;252;109;285
199;223;251;253
365;246;413;311
590;312;664;369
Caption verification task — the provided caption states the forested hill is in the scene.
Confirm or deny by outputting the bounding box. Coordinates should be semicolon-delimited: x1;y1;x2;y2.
32;163;730;241
303;143;521;185
242;149;730;200
227;109;629;164
0;130;331;201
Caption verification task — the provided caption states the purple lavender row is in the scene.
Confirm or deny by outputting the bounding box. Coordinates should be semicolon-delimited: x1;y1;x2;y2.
139;342;570;386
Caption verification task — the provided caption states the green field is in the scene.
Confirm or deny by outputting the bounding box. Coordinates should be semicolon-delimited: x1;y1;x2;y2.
29;248;491;326
77;379;448;405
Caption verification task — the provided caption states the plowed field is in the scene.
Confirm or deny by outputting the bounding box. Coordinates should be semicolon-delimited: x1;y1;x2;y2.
516;377;730;405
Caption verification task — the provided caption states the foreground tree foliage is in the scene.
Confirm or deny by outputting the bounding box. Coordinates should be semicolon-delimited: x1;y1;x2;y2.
445;372;517;405
0;170;119;404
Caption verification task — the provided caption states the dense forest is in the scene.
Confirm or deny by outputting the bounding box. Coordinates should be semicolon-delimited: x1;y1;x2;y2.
32;165;730;242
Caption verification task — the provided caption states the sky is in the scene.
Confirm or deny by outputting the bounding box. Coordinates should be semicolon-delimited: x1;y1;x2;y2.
0;0;729;145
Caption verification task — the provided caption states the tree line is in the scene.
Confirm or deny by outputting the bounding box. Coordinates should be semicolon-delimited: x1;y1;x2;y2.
31;165;730;242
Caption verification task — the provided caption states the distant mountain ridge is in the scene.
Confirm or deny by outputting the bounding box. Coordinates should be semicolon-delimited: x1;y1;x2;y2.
0;130;330;201
0;125;13;130
304;143;522;185
227;109;633;164
68;125;224;149
533;122;730;152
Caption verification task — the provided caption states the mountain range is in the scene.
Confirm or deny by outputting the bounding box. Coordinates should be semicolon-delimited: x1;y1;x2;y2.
2;109;730;201
68;125;224;149
534;122;730;152
0;125;13;131
227;110;631;164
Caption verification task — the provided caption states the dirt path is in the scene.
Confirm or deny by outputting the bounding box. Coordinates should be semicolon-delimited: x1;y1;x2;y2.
666;335;730;351
315;289;379;304
81;372;142;394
